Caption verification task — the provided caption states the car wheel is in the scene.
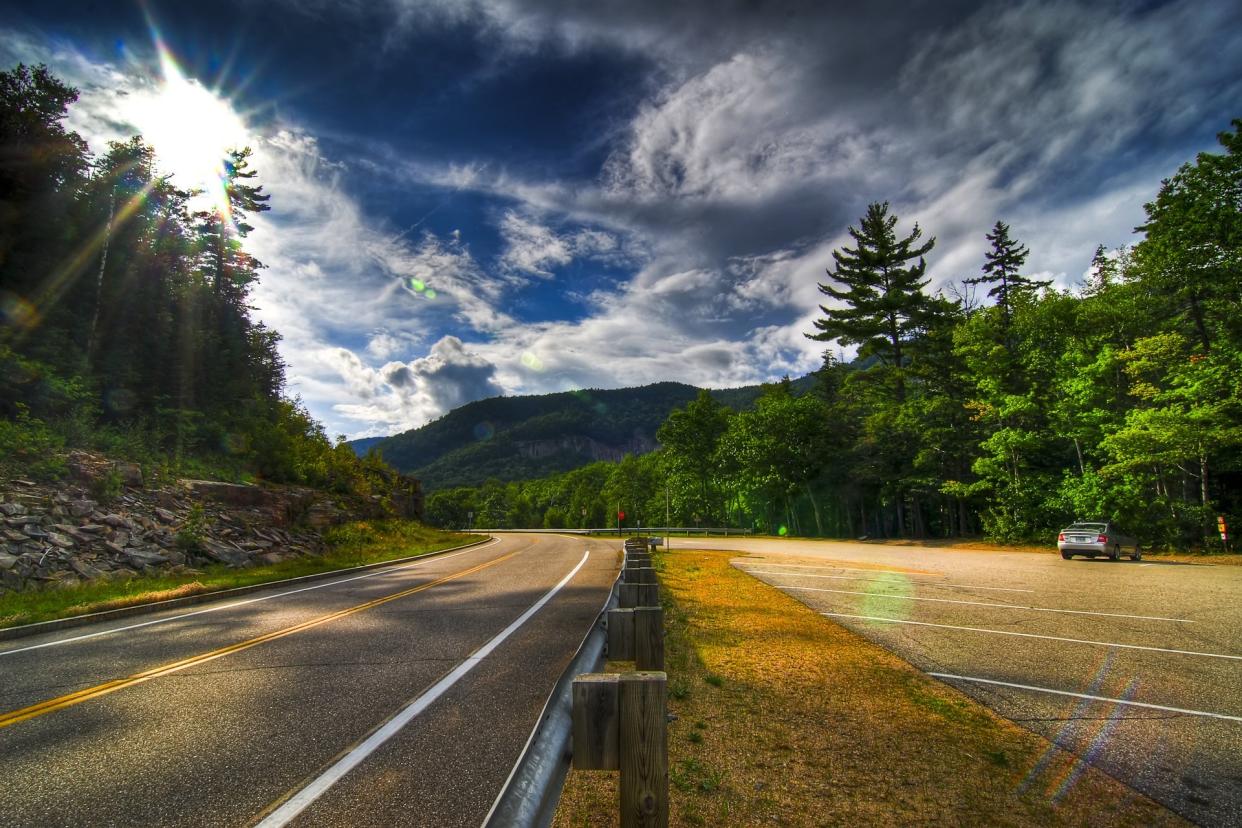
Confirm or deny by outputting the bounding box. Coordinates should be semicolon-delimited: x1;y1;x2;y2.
1110;544;1121;561
1130;545;1142;561
1061;551;1072;560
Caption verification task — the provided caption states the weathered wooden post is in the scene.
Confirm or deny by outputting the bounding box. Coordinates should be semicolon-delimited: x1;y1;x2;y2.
572;673;620;770
633;606;664;670
623;566;657;584
607;608;635;661
620;672;668;828
571;671;668;828
607;606;663;669
619;582;659;608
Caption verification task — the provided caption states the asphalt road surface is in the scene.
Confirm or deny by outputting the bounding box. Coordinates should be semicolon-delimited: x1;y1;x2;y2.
0;532;618;827
665;536;1242;827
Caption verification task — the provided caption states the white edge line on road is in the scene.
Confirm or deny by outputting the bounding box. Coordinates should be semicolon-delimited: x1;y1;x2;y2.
773;584;1194;623
741;568;1034;593
254;548;592;828
928;673;1242;723
0;538;502;658
821;613;1242;661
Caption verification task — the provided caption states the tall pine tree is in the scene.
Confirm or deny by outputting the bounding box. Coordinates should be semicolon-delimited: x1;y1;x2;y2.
963;220;1048;330
808;201;934;402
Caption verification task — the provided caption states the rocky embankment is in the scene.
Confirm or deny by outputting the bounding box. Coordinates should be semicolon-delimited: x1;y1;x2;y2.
0;451;405;597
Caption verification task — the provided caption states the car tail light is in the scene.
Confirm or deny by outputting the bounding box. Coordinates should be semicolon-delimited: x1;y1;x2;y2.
1058;533;1065;542
1097;534;1108;543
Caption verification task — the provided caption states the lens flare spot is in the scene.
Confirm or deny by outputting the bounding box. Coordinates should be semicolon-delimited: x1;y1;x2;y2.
424;288;437;299
473;421;495;441
520;351;545;372
0;291;39;332
221;432;248;454
408;278;426;293
104;388;137;414
778;525;788;536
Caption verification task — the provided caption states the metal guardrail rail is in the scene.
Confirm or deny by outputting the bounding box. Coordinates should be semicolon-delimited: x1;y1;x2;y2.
481;556;624;828
471;527;753;536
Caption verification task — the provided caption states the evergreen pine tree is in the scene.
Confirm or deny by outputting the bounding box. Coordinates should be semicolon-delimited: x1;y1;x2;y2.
808;201;934;402
964;220;1048;329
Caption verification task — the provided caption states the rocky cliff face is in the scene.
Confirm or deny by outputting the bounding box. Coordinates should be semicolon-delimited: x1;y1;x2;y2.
513;434;658;463
0;451;418;597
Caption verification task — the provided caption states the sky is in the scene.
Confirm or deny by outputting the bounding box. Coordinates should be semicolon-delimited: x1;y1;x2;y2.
2;0;1240;438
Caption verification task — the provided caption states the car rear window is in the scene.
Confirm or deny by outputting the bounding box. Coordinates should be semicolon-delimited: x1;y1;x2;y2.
1066;523;1106;531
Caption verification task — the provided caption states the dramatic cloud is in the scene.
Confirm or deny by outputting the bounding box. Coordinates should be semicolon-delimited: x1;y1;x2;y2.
332;336;503;433
6;0;1238;437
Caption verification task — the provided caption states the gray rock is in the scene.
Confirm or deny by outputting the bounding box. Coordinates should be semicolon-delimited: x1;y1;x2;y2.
126;548;169;568
200;538;249;567
22;524;47;539
0;552;18;571
68;499;97;518
101;514;132;529
0;502;27;516
2;529;26;543
70;558;104;579
154;508;178;524
110;531;130;547
104;540;126;555
46;532;76;549
115;461;144;488
77;523;105;534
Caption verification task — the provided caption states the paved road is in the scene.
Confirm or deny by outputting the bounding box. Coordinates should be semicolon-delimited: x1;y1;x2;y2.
0;533;617;827
666;537;1242;827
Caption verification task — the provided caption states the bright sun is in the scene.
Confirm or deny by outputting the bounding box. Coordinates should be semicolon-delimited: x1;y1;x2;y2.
126;48;250;217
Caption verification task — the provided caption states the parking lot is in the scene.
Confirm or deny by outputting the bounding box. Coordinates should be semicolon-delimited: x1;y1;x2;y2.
666;537;1242;826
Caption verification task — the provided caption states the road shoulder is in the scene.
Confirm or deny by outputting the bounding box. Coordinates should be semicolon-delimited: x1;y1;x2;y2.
553;548;1185;827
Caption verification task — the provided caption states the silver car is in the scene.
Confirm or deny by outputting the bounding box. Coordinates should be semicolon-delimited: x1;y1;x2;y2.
1058;521;1141;561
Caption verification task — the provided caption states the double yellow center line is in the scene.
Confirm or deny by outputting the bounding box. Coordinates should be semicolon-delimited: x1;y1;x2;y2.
0;550;518;730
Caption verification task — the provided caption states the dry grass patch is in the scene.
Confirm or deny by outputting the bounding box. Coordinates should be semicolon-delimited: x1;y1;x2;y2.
554;549;1185;827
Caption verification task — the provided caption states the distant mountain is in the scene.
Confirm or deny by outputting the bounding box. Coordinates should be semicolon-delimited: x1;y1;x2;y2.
349;376;814;490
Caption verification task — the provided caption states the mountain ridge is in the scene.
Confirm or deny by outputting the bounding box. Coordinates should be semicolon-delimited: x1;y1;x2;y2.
348;376;814;489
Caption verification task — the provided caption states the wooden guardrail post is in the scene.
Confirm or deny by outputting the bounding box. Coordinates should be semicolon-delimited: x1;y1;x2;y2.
619;583;659;608
572;673;620;771
607;608;635;661
607;607;664;669
623;566;656;584
571;672;668;828
633;606;664;670
620;671;668;828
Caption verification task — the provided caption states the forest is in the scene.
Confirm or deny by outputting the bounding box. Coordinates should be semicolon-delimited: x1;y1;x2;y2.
428;120;1242;550
0;64;398;498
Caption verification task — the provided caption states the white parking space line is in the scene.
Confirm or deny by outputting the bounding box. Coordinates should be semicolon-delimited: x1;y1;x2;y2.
254;549;591;828
821;613;1242;661
740;568;1033;593
739;561;945;577
770;584;1194;623
0;538;503;658
929;673;1242;723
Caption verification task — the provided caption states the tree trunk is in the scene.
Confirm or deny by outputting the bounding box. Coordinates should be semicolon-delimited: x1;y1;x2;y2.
804;483;824;537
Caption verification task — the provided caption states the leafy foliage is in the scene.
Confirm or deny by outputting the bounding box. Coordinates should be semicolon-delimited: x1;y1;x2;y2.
425;125;1242;550
0;64;410;502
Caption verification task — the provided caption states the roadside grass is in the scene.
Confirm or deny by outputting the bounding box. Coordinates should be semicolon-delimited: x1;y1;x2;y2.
0;521;476;629
553;548;1185;827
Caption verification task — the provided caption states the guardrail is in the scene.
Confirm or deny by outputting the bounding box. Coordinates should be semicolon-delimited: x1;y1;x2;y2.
482;537;668;828
471;527;752;537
